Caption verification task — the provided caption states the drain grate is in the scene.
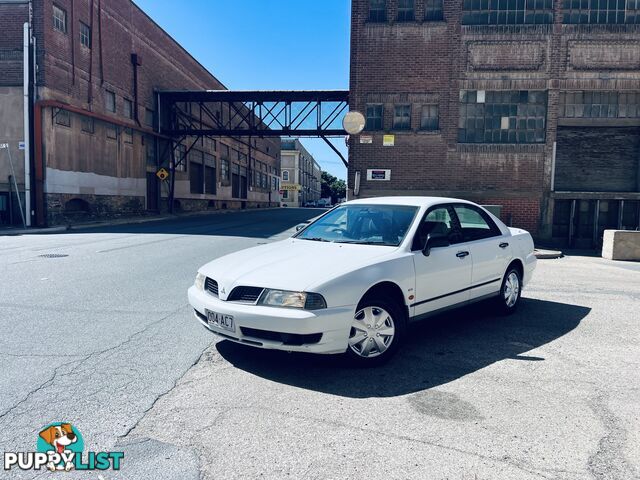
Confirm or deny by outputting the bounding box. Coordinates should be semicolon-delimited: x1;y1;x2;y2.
38;253;69;258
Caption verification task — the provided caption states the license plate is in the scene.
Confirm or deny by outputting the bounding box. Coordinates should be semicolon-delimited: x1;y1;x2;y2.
205;310;235;333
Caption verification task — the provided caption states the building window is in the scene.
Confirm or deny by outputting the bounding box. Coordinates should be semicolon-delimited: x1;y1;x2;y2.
282;170;290;182
123;128;133;144
105;90;116;113
124;99;133;119
282;190;289;200
81;116;94;133
146;136;156;166
106;124;117;140
393;105;412;130
175;144;186;172
365;104;384;131
145;108;155;127
458;90;547;144
53;5;67;33
53;108;70;127
462;0;554;25
190;151;204;194
563;0;640;24
559;91;640;118
79;22;91;48
221;159;229;182
420;104;439;130
397;0;415;21
220;144;230;160
369;0;386;22
190;165;204;194
425;0;444;21
202;137;216;152
205;165;216;194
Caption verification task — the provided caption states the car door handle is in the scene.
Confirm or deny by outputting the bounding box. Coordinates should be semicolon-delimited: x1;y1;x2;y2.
499;242;509;249
456;251;470;258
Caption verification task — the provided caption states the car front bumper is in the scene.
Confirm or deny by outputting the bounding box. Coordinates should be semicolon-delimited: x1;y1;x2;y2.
188;286;354;354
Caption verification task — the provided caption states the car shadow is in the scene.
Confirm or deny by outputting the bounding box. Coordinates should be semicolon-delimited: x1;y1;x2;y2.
216;298;591;398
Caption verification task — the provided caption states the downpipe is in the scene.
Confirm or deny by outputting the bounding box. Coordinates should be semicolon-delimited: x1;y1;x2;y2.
23;21;31;226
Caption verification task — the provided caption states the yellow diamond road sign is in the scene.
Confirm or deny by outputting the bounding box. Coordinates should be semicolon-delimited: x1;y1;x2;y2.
156;168;169;181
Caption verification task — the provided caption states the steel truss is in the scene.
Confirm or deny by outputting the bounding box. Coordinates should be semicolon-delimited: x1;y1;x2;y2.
156;90;350;213
158;90;350;139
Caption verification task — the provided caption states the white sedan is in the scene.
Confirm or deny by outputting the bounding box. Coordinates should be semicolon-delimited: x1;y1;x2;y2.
188;197;536;365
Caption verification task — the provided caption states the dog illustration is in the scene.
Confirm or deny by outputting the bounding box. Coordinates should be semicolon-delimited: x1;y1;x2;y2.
39;423;77;472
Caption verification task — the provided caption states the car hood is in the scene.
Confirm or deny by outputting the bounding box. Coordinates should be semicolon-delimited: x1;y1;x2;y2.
199;238;398;297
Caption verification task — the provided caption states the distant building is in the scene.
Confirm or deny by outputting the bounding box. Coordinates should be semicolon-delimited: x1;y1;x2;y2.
349;0;640;249
280;139;322;206
0;0;280;227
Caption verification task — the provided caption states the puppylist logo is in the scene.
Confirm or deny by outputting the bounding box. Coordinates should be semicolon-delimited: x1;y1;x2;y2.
3;423;124;472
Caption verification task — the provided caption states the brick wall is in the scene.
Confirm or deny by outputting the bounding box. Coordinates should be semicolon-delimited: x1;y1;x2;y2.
349;0;640;239
34;0;276;157
0;2;28;86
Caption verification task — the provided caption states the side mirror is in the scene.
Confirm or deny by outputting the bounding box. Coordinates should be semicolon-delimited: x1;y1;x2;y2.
422;233;450;256
295;222;309;232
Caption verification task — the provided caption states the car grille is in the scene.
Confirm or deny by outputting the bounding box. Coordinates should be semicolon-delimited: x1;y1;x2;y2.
240;327;322;346
228;286;264;303
205;277;219;296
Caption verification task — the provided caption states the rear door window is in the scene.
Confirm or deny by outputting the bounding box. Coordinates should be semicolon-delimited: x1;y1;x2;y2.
452;205;501;242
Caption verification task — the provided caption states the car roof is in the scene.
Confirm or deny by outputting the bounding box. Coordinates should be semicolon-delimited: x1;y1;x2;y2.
344;196;475;208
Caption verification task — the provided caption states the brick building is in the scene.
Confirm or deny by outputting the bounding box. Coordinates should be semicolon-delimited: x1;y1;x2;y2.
349;0;640;248
0;0;280;227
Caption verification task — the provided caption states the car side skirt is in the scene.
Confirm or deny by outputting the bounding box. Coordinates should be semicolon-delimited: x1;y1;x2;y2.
409;291;501;323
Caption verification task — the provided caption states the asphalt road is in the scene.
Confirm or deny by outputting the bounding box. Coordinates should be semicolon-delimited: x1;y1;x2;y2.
1;208;639;480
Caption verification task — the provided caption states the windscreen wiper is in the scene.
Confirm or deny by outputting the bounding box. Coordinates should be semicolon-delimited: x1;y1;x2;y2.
335;240;389;245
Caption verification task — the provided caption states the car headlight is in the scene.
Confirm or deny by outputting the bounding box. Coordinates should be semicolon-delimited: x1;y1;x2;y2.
194;272;206;291
258;289;327;310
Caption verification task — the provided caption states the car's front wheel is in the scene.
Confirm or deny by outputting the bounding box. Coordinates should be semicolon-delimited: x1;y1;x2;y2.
495;266;522;315
345;299;405;366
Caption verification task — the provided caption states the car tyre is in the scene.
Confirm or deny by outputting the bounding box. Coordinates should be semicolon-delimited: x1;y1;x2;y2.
495;266;522;315
344;298;406;367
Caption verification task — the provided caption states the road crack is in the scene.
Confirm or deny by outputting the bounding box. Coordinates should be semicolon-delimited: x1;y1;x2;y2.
0;304;188;425
587;391;637;480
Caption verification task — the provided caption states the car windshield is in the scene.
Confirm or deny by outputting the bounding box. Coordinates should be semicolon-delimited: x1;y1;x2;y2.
296;204;419;246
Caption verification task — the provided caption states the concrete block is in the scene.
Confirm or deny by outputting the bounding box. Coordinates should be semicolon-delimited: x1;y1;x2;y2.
602;230;640;261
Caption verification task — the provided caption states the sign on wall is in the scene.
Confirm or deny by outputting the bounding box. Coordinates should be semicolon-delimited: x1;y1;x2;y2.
367;169;391;181
359;135;373;144
281;184;301;191
383;135;395;147
156;168;170;181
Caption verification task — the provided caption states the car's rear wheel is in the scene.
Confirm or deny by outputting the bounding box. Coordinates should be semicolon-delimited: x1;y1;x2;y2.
495;267;522;315
345;299;405;366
